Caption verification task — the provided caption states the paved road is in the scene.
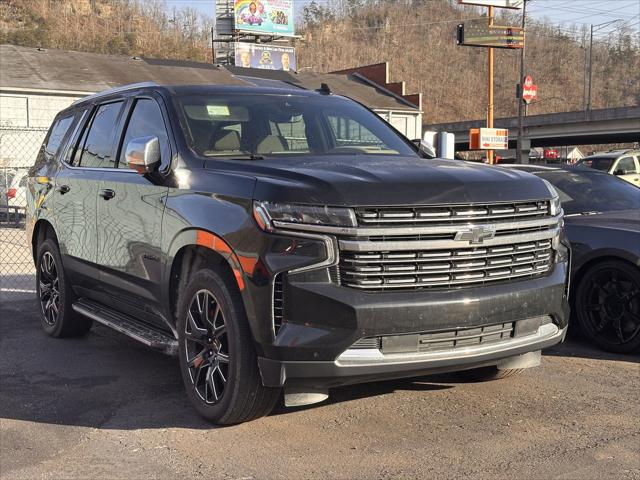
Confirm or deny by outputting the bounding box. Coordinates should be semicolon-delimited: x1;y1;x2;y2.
1;297;639;480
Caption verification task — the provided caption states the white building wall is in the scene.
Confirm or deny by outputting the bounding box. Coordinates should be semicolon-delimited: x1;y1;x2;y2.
0;92;83;168
376;110;422;140
0;92;81;128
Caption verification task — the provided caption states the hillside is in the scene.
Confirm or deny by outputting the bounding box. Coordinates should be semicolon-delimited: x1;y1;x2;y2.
1;0;638;124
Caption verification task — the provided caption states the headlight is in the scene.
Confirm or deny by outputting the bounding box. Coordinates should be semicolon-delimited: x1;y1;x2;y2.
541;179;561;216
253;201;357;232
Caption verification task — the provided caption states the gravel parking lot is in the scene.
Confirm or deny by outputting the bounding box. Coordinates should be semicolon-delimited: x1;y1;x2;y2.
1;296;639;480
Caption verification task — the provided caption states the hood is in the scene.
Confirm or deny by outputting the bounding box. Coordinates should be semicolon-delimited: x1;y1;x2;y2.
564;210;640;234
220;155;552;206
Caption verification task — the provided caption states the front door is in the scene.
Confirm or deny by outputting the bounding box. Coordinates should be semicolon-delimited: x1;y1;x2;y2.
95;96;171;329
612;156;640;186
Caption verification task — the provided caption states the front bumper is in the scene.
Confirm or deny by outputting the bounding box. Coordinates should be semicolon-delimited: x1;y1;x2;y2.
259;322;567;388
257;261;570;388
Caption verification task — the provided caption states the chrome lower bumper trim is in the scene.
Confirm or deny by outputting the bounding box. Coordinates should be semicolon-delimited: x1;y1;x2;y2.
336;322;562;366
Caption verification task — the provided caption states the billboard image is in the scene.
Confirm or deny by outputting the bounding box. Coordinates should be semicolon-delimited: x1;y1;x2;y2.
235;43;296;71
234;0;295;36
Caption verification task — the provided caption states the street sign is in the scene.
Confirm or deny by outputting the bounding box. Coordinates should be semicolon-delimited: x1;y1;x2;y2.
458;0;524;8
521;75;537;104
457;21;525;49
469;128;509;150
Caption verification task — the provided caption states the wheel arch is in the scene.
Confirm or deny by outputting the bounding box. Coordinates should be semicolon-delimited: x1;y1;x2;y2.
164;228;253;328
31;219;58;264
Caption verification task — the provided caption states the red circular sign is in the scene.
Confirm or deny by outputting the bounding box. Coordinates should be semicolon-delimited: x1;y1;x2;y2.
522;75;537;104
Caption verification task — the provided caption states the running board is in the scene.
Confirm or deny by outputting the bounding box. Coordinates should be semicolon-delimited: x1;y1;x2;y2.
73;298;178;356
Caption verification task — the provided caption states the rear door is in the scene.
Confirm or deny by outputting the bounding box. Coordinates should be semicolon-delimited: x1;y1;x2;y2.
54;101;126;297
95;95;171;328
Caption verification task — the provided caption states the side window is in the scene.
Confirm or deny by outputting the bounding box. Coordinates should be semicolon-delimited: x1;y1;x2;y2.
269;117;309;152
77;101;124;168
616;157;636;175
118;98;170;169
45;115;74;157
326;113;385;149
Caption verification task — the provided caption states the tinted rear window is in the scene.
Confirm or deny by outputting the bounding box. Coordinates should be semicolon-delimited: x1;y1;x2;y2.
577;157;615;172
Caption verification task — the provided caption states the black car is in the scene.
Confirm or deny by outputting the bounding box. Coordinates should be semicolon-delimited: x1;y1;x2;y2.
27;83;570;424
507;164;640;353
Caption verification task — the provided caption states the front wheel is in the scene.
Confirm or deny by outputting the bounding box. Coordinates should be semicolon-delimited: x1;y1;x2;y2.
177;267;280;424
574;260;640;354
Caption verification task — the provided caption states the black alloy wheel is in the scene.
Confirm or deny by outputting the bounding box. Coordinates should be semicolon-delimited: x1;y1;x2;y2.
184;289;231;405
38;251;60;326
575;260;640;354
36;238;92;337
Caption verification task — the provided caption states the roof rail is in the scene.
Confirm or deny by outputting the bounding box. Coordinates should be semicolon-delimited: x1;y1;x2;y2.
72;82;159;105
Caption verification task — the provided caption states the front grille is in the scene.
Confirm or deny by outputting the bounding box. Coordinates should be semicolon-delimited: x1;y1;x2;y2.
340;239;553;290
351;322;515;353
356;200;549;226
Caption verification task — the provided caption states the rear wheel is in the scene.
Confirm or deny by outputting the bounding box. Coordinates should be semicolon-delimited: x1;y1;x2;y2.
177;267;280;424
36;239;92;337
574;260;640;354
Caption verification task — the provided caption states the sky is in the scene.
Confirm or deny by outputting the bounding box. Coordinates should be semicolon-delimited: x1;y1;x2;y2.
164;0;640;37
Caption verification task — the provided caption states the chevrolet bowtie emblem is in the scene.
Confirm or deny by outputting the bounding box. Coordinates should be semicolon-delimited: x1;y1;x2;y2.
454;226;496;244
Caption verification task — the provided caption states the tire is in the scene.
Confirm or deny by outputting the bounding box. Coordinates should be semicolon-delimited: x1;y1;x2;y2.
456;366;525;382
177;267;280;424
574;260;640;354
36;238;92;337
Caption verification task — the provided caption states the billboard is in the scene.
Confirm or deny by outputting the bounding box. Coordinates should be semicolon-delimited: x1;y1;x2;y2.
235;43;296;71
457;21;524;49
234;0;295;36
458;0;523;8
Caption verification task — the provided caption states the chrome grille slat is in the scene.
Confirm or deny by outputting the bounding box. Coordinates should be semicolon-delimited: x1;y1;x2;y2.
342;265;551;290
344;257;551;277
356;201;549;226
343;246;550;264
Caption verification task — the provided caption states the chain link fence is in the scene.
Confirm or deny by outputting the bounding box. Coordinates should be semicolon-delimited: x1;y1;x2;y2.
1;127;48;304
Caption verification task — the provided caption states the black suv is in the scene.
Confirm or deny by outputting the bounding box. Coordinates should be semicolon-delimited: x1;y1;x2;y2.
27;83;570;424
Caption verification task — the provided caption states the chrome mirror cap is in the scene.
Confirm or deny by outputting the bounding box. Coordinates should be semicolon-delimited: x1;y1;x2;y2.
413;139;436;158
126;136;160;174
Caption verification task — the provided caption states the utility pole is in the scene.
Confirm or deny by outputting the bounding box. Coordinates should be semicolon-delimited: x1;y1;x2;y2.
487;6;494;165
586;19;621;111
587;23;594;111
516;0;528;164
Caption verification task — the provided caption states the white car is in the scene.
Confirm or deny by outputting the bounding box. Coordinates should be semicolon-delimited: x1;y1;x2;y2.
7;170;28;212
576;149;640;187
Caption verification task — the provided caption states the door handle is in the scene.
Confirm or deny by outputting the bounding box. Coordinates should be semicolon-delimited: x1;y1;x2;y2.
98;189;115;200
56;184;70;194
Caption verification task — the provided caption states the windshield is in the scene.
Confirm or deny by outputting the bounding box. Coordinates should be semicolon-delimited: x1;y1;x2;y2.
535;169;640;215
577;156;615;172
177;93;418;159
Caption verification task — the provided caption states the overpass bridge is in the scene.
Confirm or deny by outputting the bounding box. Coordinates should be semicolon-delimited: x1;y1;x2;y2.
424;106;639;162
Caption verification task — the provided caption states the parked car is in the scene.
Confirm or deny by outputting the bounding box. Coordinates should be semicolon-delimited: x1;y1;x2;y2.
27;83;570;424
506;164;640;353
0;169;14;209
7;170;28;213
576;149;640;187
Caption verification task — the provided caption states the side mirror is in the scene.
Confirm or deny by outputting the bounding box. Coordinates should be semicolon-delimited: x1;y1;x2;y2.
126;136;161;174
613;168;625;176
412;139;436;158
